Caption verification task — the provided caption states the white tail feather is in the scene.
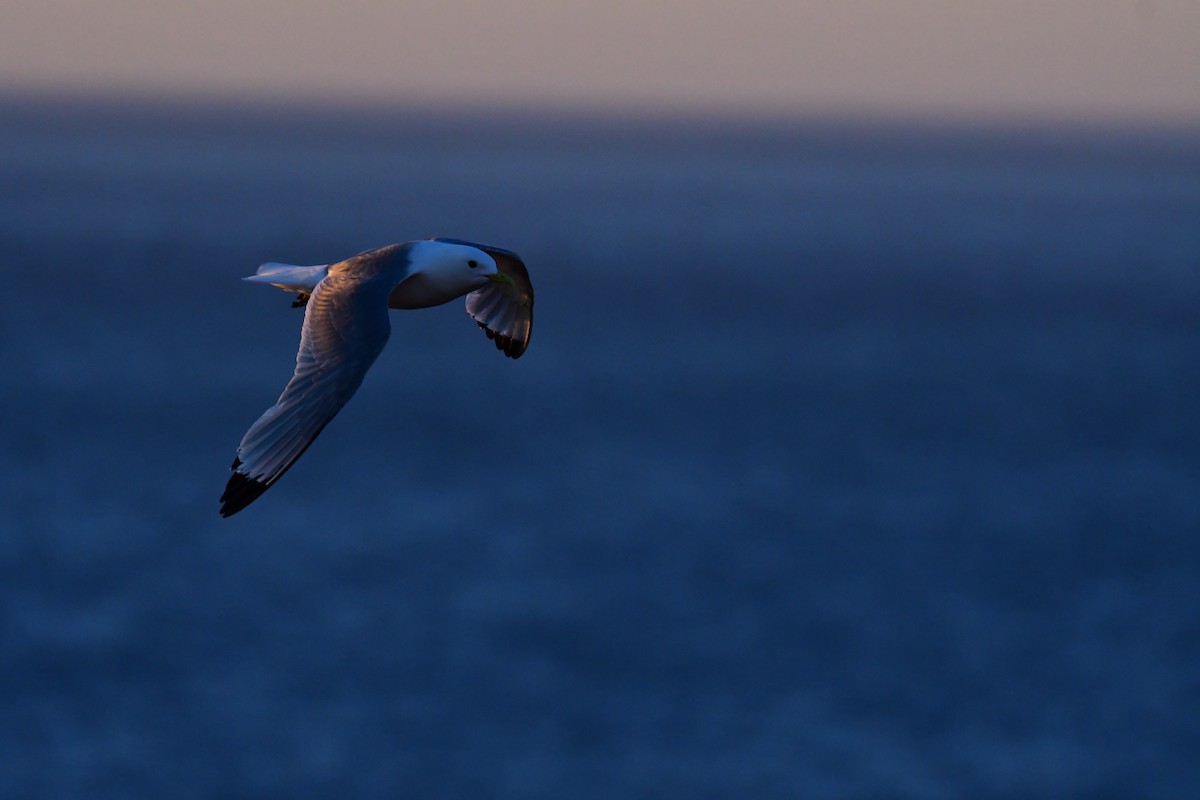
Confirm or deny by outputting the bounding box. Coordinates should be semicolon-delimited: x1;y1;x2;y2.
244;263;329;293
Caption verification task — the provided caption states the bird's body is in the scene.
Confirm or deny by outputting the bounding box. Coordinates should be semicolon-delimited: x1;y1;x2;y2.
219;239;533;517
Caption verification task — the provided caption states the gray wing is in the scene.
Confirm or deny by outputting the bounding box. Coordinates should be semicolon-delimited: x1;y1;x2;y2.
463;246;534;358
220;270;392;517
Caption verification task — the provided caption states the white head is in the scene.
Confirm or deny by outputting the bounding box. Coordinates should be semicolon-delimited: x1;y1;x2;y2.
406;240;510;297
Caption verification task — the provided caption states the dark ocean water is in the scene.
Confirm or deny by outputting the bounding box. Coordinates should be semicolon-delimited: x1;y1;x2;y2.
1;98;1198;798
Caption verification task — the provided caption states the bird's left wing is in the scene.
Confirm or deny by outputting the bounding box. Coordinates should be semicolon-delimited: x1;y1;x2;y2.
434;238;534;359
220;270;393;517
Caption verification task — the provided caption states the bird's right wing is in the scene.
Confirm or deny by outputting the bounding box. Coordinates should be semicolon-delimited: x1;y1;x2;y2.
220;270;392;517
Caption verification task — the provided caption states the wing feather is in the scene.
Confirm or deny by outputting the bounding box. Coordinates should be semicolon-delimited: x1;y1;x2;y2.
460;244;534;359
219;270;392;517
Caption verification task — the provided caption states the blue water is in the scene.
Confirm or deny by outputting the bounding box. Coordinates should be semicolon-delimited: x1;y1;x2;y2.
1;98;1198;798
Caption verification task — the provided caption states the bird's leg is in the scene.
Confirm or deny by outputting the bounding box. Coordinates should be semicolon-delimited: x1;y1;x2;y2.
291;292;310;308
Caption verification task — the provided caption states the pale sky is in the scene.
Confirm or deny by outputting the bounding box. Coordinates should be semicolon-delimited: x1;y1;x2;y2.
1;0;1197;123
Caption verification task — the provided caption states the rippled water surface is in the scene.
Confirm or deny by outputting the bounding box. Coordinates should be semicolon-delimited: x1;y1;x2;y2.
1;100;1197;798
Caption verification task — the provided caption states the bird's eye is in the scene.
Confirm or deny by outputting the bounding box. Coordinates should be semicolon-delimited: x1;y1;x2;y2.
468;260;478;269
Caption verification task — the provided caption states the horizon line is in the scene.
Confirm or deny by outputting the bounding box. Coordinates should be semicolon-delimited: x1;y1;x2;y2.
4;85;1199;138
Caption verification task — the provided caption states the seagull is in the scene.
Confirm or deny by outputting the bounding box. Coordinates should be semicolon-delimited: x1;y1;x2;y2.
219;238;533;517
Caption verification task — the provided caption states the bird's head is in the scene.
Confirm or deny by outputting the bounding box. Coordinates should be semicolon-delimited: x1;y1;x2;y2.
407;240;513;296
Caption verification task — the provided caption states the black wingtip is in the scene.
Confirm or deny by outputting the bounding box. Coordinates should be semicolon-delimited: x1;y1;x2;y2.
476;321;525;359
219;467;269;518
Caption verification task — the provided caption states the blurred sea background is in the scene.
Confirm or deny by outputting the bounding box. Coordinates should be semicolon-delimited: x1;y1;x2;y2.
1;95;1198;798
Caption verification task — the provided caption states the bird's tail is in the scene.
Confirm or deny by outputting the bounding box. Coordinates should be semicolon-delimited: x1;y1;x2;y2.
243;263;329;294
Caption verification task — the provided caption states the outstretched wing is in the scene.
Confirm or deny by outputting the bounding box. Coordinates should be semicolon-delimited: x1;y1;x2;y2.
434;238;534;359
220;270;392;517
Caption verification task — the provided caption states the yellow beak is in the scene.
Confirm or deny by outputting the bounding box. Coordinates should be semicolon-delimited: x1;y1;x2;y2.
487;272;515;286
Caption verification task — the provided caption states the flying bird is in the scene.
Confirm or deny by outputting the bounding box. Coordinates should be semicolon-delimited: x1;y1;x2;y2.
219;238;533;517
